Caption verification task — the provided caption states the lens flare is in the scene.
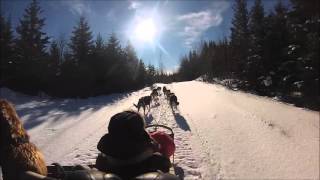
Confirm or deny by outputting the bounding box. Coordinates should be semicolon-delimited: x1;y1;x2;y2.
134;18;156;43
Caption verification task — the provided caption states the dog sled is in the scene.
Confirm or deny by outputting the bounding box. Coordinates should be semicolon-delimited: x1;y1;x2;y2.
19;125;180;180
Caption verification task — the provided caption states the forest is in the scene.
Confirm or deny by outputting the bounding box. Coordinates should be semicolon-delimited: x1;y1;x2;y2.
177;0;319;110
0;0;175;98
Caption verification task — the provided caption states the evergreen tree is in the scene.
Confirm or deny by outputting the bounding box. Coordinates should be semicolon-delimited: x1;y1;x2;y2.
263;1;290;91
249;0;265;48
136;60;147;87
0;15;15;85
45;40;60;94
91;33;108;94
230;0;249;76
57;34;67;63
124;41;139;82
290;0;319;21
69;16;93;63
247;0;265;88
287;0;319;99
95;33;104;51
105;32;123;82
124;41;138;63
16;0;49;60
15;0;50;93
198;41;210;76
146;64;156;85
105;32;128;92
49;40;60;67
106;32;122;57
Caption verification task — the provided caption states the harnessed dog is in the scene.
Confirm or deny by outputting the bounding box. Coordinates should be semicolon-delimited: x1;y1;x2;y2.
133;96;152;115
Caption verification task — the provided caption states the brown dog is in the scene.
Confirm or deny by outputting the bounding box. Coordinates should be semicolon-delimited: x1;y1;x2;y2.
0;99;47;180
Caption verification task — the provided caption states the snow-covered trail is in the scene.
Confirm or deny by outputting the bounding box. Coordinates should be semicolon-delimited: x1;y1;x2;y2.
171;81;319;179
1;80;319;179
146;93;203;179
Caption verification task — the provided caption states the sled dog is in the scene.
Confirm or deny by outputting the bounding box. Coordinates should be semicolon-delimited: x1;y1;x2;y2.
133;96;152;115
168;93;179;107
150;89;159;103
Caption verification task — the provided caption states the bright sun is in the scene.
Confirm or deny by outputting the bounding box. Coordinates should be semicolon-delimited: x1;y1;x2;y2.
134;18;156;43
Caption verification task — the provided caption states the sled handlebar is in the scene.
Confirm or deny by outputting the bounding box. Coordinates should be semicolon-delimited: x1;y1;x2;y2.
145;124;174;139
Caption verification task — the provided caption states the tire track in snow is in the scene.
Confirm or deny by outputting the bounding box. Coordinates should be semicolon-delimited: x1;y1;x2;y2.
149;95;202;179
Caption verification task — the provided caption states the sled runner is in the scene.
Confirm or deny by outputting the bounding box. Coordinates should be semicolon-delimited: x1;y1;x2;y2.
18;125;180;180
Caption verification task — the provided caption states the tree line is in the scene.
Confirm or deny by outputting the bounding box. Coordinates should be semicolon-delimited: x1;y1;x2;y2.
177;0;319;109
0;0;173;98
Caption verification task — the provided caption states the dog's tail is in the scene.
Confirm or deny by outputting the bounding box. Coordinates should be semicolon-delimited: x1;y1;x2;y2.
133;103;138;108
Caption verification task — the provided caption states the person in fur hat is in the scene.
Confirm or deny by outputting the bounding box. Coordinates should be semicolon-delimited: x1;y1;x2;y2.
95;110;175;178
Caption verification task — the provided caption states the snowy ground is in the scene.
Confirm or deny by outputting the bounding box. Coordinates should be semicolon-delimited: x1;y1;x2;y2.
1;81;319;179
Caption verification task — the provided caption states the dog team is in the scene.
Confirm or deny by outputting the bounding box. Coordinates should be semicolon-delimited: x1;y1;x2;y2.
134;86;180;115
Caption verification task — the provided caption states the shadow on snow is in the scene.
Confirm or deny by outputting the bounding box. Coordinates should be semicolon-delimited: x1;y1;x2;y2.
173;112;191;131
3;91;131;130
145;113;154;125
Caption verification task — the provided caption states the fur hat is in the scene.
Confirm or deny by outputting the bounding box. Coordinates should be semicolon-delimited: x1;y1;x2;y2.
97;111;152;159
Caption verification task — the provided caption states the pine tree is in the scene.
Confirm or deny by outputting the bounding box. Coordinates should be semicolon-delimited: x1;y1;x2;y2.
199;41;209;75
247;0;265;88
0;14;15;84
264;1;290;89
105;32;130;91
105;32;123;80
16;0;49;61
124;41;138;63
230;0;249;76
91;33;107;94
57;34;67;63
49;40;60;67
287;0;319;99
248;0;265;56
15;0;50;93
136;60;147;87
106;32;122;57
45;40;60;94
124;41;139;83
290;0;319;21
69;16;93;63
95;33;104;51
146;64;156;84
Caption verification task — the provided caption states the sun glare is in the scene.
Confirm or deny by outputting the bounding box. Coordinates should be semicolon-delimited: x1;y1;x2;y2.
134;19;156;43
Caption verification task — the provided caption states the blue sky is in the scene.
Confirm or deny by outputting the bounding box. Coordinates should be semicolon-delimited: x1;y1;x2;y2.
1;0;290;72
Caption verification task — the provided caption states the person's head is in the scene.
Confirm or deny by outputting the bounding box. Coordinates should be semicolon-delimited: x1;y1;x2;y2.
98;111;152;159
108;110;149;142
